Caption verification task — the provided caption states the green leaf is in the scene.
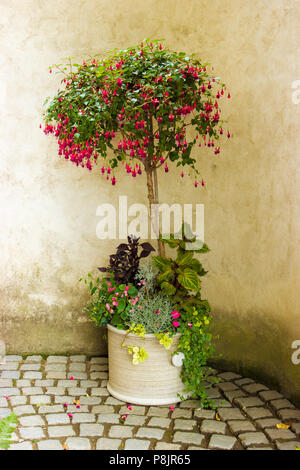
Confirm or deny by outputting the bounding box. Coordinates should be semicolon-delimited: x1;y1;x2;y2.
152;256;173;272
117;298;126;312
0;413;18;450
177;252;194;266
177;268;201;291
157;269;175;283
160;282;176;296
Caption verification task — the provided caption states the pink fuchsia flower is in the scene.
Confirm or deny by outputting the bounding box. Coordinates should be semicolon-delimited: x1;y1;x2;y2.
70;376;74;380
171;310;180;319
173;321;180;328
155;310;160;315
106;303;110;311
169;113;175;122
126;404;132;410
117;78;123;87
121;414;127;420
170;406;175;411
76;404;81;409
68;413;73;418
188;322;192;329
63;403;68;408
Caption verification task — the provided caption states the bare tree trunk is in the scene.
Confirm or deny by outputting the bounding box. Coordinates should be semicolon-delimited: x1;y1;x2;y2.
146;166;165;257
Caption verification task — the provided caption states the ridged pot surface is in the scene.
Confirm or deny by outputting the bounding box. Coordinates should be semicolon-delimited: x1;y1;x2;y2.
107;324;186;405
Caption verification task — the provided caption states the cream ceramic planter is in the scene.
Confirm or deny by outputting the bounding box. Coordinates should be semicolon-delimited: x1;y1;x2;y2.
107;324;187;405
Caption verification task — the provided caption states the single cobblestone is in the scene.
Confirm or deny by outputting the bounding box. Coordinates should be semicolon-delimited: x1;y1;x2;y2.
20;364;41;371
0;379;13;387
16;380;31;387
120;405;146;416
0;387;20;396
265;428;296;441
10;396;28;406
124;439;150;450
276;440;300;450
109;425;133;438
38;405;64;414
80;423;104;436
125;415;147;426
96;438;121;450
291;423;300;434
148;406;170;417
46;372;67;379
174;419;196;431
173;431;205;446
209;434;237;450
239;432;269;447
98;413;120;424
172;409;192;419
194;408;215;419
70;355;86;362
48;425;75;437
90;357;108;364
242;383;269;394
19;415;45;426
9;442;33;450
45;364;66;372
218;372;241;381
227;420;256;433
148;417;171;428
69;363;86;372
46;413;70;425
23;371;43;379
278;409;300;421
256;418;281;429
25;355;42;362
270;399;295;411
234;396;265;408
38;440;63;450
136;427;165;440
72;413;96;423
258;390;283;402
218;408;246;421
217;381;239;392
22;387;43;396
155;442;182;450
245;407;273;420
65;437;91;450
30;395;51;405
1;371;20;379
201;419;227;434
5;355;22;362
67;372;88;380
47;356;68;363
13;405;35;416
19;426;45;439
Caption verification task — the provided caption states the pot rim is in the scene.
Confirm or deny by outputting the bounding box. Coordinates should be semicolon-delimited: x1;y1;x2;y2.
107;323;181;339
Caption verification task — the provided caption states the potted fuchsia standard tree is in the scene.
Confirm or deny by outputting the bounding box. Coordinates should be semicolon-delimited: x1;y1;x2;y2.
42;40;230;406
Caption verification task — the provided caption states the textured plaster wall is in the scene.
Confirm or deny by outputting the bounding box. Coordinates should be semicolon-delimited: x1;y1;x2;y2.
0;1;300;403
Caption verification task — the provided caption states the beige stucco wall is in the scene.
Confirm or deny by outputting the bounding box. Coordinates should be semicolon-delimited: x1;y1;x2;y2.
0;0;300;404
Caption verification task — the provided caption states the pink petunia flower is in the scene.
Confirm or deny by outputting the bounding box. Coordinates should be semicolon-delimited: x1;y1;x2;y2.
171;310;180;319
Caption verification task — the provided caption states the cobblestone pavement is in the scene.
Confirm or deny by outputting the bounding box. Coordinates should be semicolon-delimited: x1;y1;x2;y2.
0;355;300;450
